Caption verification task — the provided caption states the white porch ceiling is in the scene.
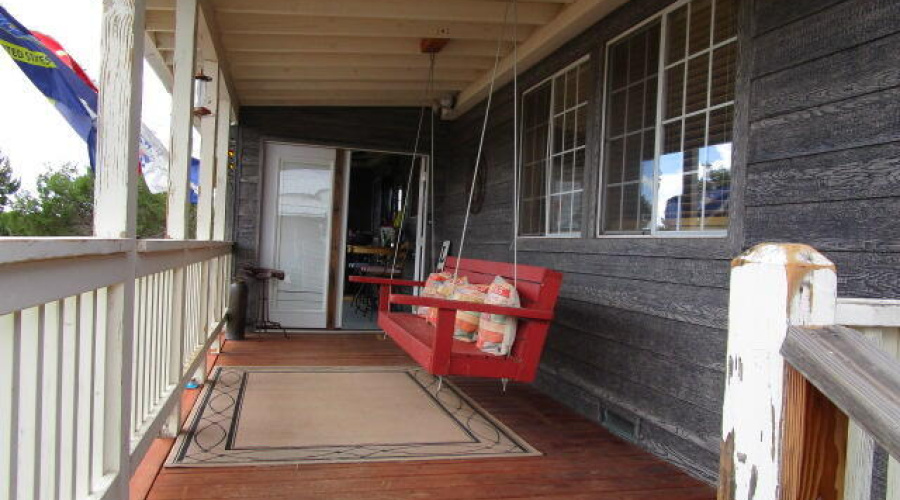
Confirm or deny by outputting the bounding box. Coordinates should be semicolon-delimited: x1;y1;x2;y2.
144;0;626;117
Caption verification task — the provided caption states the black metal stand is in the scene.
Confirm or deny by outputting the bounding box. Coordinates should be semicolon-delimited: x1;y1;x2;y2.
244;266;289;338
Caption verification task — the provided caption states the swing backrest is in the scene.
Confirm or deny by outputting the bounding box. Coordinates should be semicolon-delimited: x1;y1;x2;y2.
443;257;562;363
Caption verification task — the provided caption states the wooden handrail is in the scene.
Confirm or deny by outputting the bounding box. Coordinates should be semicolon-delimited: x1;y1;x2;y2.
782;325;900;460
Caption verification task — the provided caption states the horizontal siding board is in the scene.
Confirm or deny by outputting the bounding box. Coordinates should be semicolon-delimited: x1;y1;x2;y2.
751;0;900;77
752;0;844;36
745;141;900;206
750;31;900;120
744;197;900;253
561;273;728;330
552;299;727;371
517;237;732;260
546;323;724;413
521;252;730;289
749;87;900;163
829;251;900;300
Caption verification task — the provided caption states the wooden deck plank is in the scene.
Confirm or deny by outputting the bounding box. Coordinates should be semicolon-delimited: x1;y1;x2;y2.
137;333;714;500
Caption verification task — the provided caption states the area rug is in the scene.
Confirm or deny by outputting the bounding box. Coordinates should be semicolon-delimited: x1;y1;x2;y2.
167;366;540;466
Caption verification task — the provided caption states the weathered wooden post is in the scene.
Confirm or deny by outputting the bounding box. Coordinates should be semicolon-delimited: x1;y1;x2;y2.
718;243;838;500
95;0;146;494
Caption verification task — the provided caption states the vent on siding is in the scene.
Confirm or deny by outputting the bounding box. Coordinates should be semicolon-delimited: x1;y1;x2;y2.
601;408;640;442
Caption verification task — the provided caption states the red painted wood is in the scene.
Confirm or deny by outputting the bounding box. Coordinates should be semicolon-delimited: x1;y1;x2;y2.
388;294;554;320
371;258;563;383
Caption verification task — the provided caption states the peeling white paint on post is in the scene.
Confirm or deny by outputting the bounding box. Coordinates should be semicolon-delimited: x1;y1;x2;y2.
718;243;836;500
94;0;146;496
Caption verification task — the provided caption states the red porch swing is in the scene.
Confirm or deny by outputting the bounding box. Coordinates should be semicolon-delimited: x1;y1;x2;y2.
351;0;562;384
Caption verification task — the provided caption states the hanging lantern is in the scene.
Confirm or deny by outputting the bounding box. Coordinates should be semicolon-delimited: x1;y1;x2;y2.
193;70;213;117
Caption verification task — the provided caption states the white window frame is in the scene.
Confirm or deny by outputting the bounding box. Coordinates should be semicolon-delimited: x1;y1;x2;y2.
596;0;737;239
517;55;591;239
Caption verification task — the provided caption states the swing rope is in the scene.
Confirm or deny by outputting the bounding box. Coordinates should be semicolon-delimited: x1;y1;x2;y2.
389;52;437;282
454;0;518;285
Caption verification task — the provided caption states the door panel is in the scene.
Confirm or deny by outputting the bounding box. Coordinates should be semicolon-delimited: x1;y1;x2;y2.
261;143;336;328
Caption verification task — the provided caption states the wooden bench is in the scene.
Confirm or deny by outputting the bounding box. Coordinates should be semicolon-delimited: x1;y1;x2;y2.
350;257;562;383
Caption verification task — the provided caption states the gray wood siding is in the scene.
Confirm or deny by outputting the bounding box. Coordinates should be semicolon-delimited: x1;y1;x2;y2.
745;0;900;298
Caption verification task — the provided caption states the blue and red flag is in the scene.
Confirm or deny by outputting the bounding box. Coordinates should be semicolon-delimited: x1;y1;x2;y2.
0;5;98;167
0;6;199;201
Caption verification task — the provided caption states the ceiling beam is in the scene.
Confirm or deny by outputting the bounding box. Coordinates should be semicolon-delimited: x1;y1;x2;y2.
144;32;173;92
239;89;448;101
147;11;533;41
219;35;513;58
230;65;483;82
223;52;495;70
147;0;560;25
233;80;468;92
448;0;628;118
242;97;434;107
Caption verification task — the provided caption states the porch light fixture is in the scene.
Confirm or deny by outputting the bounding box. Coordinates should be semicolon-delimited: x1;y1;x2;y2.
193;70;213;117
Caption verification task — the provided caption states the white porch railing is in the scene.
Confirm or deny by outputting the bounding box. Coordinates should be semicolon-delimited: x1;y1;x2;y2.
0;238;232;500
837;298;900;500
719;243;900;500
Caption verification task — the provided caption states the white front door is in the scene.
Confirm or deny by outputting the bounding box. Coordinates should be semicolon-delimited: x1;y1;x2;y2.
260;143;336;328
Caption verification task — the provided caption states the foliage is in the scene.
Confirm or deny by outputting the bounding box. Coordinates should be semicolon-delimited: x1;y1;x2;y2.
0;152;21;212
0;163;168;238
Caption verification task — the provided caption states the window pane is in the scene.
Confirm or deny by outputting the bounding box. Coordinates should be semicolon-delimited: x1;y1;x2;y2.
689;0;712;55
606;138;625;184
684;112;706;157
667;6;688;64
714;0;737;43
710;42;736;106
621;183;640;231
565;69;578;109
575;105;587;147
665;64;684;119
626;84;645;131
663;121;682;154
604;186;622;231
572;191;583;231
518;82;551;236
629;29;648;84
685;52;709;114
565;110;577;151
644;76;658;125
610;43;629;91
708;105;733;145
624;133;643;183
609;90;626;137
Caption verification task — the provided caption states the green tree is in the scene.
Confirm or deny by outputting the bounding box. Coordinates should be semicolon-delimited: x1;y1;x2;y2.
0;152;21;212
0;164;168;237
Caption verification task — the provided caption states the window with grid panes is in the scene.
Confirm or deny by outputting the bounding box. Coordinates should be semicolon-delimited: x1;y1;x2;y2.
600;0;736;235
518;59;590;237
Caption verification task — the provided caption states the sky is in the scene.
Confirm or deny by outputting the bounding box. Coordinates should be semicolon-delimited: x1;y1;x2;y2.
0;0;178;191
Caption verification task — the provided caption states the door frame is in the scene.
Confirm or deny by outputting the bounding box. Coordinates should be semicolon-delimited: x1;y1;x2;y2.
257;139;430;330
335;148;431;328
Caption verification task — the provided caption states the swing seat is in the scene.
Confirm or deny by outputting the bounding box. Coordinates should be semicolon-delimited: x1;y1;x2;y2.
349;257;562;383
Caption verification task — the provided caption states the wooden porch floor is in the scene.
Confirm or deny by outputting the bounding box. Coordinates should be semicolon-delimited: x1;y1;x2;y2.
136;333;715;500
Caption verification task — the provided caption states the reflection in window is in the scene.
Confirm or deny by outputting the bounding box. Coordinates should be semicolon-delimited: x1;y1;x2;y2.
519;59;590;236
601;0;736;234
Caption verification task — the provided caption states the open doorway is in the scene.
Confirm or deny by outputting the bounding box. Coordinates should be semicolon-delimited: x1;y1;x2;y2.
338;150;429;330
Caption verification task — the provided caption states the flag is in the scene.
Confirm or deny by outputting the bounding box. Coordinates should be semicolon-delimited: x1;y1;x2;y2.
0;6;199;200
0;6;98;166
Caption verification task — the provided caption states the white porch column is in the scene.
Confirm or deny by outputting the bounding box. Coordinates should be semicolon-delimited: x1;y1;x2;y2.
195;59;219;241
166;0;199;239
161;0;198;439
212;81;231;242
718;243;837;500
94;0;145;495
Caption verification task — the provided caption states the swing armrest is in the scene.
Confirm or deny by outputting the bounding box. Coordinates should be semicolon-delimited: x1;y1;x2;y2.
388;294;555;321
348;276;426;288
